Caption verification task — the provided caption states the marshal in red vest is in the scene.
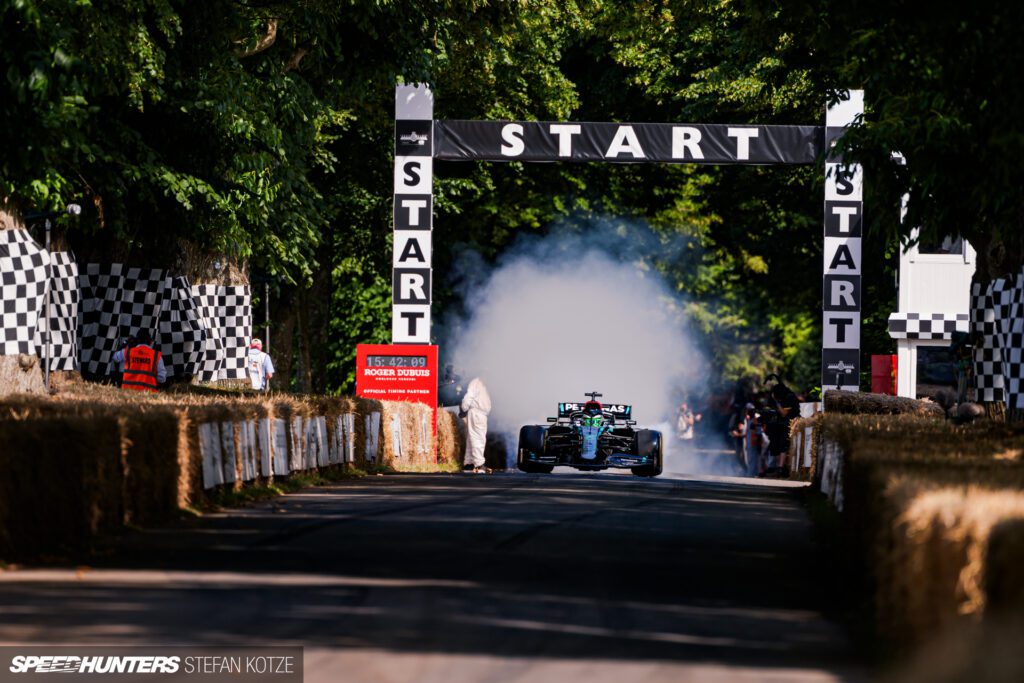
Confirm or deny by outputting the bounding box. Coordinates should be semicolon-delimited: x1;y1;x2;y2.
122;345;161;392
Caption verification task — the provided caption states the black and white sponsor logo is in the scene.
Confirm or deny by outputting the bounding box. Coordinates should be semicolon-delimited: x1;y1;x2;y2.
399;132;428;146
559;402;631;416
825;360;856;375
9;656;180;674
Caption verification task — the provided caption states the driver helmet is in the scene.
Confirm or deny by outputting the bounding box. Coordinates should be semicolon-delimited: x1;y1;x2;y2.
583;400;604;427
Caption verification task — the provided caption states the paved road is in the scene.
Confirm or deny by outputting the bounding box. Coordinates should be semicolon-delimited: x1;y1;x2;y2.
0;471;864;682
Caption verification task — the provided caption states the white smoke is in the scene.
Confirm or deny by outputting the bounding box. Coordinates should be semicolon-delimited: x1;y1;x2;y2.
447;222;708;444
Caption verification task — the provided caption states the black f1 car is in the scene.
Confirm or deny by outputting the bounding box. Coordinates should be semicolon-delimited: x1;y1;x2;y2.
517;392;663;477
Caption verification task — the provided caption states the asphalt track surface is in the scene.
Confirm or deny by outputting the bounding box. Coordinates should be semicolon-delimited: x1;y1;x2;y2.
0;467;866;683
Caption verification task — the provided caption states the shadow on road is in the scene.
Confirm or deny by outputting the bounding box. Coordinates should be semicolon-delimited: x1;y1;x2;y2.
0;473;864;681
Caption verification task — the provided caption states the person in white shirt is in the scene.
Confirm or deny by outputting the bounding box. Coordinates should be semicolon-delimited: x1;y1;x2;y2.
247;338;275;391
676;401;701;441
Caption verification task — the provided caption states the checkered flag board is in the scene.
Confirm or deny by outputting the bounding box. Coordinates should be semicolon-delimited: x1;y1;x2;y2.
887;312;969;340
35;250;79;371
191;284;252;383
78;264;168;378
997;271;1024;410
972;282;1005;403
158;276;206;378
0;229;50;356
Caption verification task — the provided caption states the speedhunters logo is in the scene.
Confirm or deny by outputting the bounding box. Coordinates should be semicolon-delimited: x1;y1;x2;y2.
10;656;179;673
1;648;302;681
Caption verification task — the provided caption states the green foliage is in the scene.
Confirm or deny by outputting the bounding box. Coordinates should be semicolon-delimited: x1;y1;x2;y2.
4;0;1005;394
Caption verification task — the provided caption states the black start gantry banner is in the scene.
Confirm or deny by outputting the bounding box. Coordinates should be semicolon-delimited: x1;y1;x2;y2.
391;85;866;388
434;121;823;164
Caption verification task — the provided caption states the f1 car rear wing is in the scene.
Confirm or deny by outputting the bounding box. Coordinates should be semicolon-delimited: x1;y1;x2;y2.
557;402;632;419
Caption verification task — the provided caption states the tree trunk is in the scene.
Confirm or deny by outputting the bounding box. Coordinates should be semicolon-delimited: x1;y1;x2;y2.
270;288;296;392
1;208;48;395
296;288;312;393
0;354;46;396
985;401;1006;422
180;246;252;388
308;265;331;394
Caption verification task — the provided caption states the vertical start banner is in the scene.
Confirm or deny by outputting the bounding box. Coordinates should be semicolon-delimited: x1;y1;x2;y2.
822;90;864;392
392;84;434;343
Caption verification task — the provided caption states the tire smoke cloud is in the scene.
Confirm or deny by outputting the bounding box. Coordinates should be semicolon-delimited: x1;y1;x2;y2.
444;219;708;444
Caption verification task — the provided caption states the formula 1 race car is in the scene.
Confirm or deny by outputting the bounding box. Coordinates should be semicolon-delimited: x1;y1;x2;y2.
517;392;663;477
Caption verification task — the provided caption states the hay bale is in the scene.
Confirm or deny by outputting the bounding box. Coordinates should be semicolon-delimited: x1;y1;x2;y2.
0;415;123;559
121;406;187;526
351;398;379;465
984;518;1024;617
436;407;464;467
891;619;1024;683
825;390;946;418
788;415;820;481
807;411;1024;652
361;400;439;470
878;482;1024;648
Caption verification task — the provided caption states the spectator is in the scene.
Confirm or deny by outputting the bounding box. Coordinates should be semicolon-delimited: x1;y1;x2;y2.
460;376;492;473
728;395;748;468
676;400;702;441
438;364;464;407
765;380;801;475
728;412;746;466
247;338;275;391
742;403;770;477
113;330;166;393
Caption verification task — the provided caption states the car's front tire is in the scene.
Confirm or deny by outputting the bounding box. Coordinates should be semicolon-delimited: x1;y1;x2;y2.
517;425;553;473
631;429;663;477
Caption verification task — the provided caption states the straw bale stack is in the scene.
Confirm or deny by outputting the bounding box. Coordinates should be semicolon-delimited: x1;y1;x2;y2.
436;407;464;467
0;385;459;559
0;414;123;557
120;405;188;526
984;518;1024;617
376;400;436;468
875;479;1024;647
807;410;1024;654
824;389;946;418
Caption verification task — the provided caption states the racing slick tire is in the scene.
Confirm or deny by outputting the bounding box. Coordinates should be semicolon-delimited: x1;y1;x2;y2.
631;429;663;477
517;425;553;474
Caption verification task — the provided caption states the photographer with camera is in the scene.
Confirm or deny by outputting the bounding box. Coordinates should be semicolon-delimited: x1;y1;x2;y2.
763;375;800;476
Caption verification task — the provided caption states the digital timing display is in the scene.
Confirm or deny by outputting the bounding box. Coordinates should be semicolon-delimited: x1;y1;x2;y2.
366;355;428;368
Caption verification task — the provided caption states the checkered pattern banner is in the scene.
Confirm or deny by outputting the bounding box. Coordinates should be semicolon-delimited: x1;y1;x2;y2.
36;250;79;371
5;249;252;383
191;284;252;383
0;229;50;356
993;271;1024;410
971;282;1005;403
158;276;206;378
78;264;168;378
887;312;969;340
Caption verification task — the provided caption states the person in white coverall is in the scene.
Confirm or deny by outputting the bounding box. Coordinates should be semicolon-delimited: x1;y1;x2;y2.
460;377;492;473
